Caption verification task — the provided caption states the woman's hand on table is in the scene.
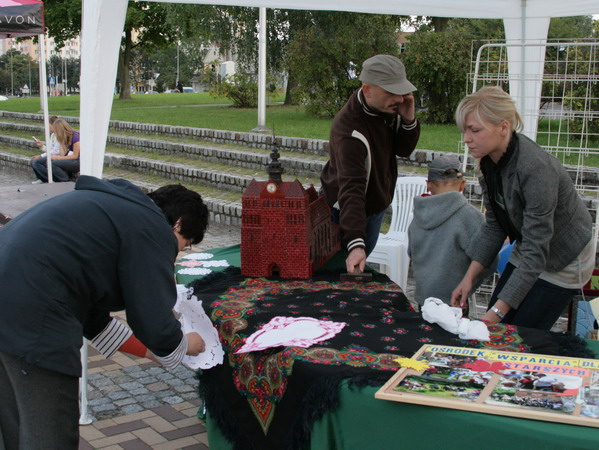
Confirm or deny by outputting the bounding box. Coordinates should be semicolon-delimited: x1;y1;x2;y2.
186;332;206;355
481;300;511;323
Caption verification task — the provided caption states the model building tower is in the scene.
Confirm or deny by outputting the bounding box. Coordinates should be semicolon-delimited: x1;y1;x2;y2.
241;141;340;278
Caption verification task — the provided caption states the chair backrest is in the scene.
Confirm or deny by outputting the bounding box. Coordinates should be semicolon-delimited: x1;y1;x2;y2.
388;176;428;234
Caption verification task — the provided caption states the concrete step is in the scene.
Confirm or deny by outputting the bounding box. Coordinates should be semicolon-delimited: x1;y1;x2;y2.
0;120;328;178
0;151;243;226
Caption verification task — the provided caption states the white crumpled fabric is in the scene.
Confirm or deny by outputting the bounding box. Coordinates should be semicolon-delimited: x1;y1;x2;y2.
173;285;224;369
421;297;490;341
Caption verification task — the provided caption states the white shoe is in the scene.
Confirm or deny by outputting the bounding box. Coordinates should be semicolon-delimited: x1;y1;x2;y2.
31;180;43;184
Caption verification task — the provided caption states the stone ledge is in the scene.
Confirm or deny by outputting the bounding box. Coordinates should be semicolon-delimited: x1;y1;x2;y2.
0;151;243;226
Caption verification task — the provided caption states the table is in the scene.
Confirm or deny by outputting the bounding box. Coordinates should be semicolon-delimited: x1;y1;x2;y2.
175;247;599;450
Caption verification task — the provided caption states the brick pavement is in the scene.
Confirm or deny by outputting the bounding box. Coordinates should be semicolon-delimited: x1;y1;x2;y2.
78;226;241;450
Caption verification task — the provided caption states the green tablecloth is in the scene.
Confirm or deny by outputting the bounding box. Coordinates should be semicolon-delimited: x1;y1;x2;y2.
207;338;599;450
175;244;242;285
184;247;599;449
176;244;348;286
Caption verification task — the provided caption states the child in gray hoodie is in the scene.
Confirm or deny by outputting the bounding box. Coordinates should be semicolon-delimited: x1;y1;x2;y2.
408;155;492;305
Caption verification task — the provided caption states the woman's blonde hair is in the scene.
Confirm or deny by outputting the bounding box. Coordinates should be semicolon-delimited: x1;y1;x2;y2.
52;118;76;155
455;86;523;133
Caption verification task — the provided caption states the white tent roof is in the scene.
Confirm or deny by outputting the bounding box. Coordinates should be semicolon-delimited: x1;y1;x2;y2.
80;0;599;178
145;0;598;19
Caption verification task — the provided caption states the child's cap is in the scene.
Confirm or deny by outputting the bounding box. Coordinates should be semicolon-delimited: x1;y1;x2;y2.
428;155;465;181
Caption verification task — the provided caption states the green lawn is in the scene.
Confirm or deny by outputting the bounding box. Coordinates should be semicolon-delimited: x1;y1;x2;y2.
0;93;463;152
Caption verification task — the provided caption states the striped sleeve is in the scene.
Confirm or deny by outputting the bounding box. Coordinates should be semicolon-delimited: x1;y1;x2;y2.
91;318;133;358
154;334;188;370
347;237;366;252
401;119;418;131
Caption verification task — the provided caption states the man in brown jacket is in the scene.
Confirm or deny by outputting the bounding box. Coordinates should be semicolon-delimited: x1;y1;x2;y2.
320;54;421;274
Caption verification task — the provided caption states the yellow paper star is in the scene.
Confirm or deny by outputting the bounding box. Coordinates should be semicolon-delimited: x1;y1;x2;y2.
394;357;430;371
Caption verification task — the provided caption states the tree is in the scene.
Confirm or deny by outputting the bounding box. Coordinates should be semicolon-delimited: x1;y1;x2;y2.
164;6;407;109
548;16;595;39
47;55;80;94
287;12;403;117
43;0;178;100
402;30;471;124
0;50;38;96
164;5;300;103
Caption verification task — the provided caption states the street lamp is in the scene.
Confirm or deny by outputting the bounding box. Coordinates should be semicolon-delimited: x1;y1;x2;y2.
175;42;180;89
64;57;68;95
10;48;13;97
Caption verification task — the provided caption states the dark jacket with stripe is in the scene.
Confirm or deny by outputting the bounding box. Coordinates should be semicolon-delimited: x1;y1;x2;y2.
320;89;420;251
0;176;183;377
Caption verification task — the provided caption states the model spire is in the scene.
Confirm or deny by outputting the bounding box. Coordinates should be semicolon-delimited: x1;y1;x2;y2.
267;133;284;184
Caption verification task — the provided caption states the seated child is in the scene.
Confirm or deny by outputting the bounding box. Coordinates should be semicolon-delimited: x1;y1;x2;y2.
408;155;493;305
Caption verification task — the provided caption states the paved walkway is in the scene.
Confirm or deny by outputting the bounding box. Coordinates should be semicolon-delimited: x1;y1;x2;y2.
78;224;241;450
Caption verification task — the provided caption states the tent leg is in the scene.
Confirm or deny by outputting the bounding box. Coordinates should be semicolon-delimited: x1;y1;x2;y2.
79;340;93;425
37;33;52;183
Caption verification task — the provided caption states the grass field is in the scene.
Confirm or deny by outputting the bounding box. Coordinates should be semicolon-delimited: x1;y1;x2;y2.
0;93;462;152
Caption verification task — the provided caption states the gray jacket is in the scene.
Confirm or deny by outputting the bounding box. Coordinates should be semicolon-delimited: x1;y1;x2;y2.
468;133;592;309
408;191;488;305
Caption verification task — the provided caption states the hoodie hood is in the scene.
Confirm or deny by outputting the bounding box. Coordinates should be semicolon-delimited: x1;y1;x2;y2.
75;175;165;219
412;191;469;231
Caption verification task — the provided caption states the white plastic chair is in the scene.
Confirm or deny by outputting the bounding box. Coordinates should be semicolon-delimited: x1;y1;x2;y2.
367;176;427;289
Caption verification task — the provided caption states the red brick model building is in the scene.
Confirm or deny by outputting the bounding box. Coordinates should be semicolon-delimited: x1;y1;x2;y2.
241;144;340;278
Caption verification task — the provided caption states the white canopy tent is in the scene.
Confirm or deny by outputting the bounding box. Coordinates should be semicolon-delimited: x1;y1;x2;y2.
79;0;599;178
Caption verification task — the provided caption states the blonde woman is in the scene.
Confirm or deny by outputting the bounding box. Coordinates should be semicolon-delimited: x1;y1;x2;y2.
31;118;80;183
451;87;594;330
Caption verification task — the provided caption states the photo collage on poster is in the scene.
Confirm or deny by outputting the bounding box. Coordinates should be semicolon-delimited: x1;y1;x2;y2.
376;345;599;427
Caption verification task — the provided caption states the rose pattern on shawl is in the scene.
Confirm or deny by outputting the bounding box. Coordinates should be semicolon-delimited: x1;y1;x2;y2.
203;276;528;433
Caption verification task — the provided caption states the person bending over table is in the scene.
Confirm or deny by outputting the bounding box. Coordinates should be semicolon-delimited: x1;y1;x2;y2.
0;177;209;450
451;87;594;330
320;54;420;274
31;118;81;183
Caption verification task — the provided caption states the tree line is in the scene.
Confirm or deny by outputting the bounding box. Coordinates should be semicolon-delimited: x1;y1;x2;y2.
39;1;599;125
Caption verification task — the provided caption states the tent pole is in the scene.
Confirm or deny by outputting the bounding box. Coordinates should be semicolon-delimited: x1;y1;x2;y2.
38;33;52;183
520;0;527;118
252;7;270;133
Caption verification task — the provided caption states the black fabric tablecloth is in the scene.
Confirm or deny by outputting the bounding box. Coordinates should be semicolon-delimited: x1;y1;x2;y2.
191;267;592;450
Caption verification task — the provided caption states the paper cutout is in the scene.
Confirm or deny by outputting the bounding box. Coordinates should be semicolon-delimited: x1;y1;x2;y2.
174;285;224;369
394;357;430;371
202;260;229;267
177;267;213;276
236;316;346;354
182;252;214;260
178;260;206;268
176;256;229;276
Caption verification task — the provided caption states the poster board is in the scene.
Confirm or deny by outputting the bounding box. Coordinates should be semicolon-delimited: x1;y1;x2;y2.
375;345;599;428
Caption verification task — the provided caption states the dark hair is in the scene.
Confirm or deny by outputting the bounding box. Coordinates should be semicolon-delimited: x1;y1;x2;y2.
147;185;209;245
